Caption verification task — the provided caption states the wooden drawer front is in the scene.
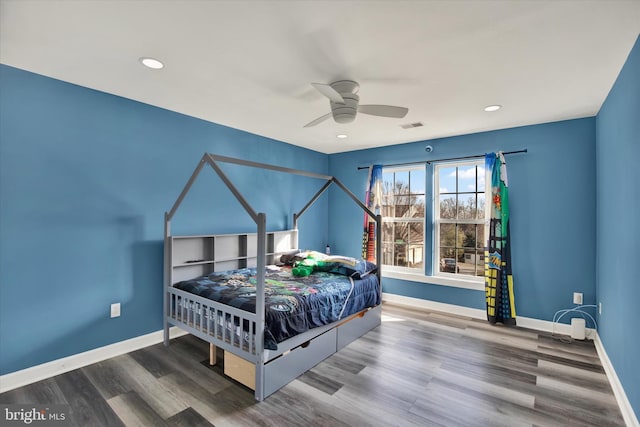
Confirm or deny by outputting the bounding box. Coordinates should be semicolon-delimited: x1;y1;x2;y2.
224;351;256;390
336;305;382;351
263;328;337;397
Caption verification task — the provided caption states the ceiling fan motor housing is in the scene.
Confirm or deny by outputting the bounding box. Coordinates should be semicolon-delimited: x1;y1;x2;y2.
304;79;407;127
331;93;359;123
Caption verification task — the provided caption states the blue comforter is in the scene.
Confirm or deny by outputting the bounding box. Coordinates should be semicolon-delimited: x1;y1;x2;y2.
173;265;380;350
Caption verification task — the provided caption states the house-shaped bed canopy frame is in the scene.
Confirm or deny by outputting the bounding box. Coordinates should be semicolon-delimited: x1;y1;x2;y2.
163;153;382;401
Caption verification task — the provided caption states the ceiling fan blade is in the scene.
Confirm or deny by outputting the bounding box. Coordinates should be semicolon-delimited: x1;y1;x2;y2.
311;83;345;104
358;105;409;118
304;112;333;128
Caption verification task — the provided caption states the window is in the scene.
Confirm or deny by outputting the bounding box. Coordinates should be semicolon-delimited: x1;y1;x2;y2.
434;161;485;278
381;166;425;270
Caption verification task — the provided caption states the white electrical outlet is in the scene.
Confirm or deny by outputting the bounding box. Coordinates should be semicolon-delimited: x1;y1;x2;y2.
573;292;583;305
110;303;121;318
599;302;602;315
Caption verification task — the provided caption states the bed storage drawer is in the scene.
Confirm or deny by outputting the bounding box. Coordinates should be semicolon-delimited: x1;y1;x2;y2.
224;351;256;390
336;305;382;350
263;327;337;397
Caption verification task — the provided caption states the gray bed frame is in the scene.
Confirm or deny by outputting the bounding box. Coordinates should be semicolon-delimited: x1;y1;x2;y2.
163;153;382;401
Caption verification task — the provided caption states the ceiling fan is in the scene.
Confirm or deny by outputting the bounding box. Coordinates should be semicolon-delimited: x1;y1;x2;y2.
304;80;409;127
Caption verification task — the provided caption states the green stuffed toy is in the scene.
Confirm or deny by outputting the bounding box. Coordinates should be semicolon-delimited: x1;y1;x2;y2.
292;258;316;277
290;250;355;277
291;252;333;277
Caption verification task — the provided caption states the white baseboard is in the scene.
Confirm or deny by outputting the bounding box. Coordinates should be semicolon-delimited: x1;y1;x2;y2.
594;333;640;427
382;292;486;319
0;327;187;394
381;293;595;337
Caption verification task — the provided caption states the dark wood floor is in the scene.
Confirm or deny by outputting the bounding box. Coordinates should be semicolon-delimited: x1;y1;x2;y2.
1;303;625;426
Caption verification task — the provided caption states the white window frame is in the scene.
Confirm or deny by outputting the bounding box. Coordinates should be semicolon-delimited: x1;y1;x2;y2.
433;160;485;284
380;160;486;291
380;164;425;273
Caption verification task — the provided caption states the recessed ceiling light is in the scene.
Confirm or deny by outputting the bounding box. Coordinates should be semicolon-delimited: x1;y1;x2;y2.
484;105;502;112
336;134;348;139
139;57;164;69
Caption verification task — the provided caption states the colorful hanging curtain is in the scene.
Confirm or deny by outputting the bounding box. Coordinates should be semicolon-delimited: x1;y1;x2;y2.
484;152;516;325
362;165;383;262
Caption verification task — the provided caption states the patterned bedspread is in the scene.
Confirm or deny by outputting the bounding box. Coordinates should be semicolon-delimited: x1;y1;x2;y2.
173;265;380;350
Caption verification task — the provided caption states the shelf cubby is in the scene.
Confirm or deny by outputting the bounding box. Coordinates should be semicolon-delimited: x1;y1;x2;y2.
170;230;297;283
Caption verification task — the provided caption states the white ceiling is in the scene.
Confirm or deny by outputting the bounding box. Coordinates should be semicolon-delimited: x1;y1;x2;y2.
1;1;639;154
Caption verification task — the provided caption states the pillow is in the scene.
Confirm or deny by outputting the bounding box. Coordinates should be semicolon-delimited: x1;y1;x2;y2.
279;250;303;265
327;259;377;279
285;250;377;279
280;250;326;265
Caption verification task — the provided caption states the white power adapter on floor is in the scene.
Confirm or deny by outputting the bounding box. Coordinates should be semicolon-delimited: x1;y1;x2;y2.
571;318;586;340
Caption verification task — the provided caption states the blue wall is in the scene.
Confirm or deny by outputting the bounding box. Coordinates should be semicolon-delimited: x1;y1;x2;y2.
596;35;640;420
328;118;596;320
0;65;329;375
3;40;637;419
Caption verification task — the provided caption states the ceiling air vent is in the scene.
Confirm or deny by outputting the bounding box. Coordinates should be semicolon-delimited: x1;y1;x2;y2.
400;121;424;129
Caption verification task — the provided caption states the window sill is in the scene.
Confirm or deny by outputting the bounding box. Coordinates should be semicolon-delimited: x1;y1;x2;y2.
381;268;484;291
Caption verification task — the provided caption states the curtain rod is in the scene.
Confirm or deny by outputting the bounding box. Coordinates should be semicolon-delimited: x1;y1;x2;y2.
356;149;528;170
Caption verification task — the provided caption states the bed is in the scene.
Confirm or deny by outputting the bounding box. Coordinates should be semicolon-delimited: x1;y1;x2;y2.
163;154;382;401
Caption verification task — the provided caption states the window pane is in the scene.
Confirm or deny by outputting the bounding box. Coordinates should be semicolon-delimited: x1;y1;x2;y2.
381;172;394;217
457;193;476;219
411;195;426;218
410;168;425;194
395;195;410;217
438;166;456;194
409;222;424;245
458;248;487;277
381;165;425;270
382;222;394;265
434;161;484;278
458;224;476;248
458;165;477;193
439;195;456;219
476;193;485;220
394;171;409;194
408;249;423;269
438;251;457;273
382;244;394;265
382;172;394;196
475;250;485;276
394;243;407;266
476;225;485;249
456;248;469;275
460;250;483;276
477;166;486;192
408;222;424;268
396;194;425;219
382;166;426;268
382;222;394;243
439;223;456;248
393;222;408;245
439;247;455;259
383;220;425;268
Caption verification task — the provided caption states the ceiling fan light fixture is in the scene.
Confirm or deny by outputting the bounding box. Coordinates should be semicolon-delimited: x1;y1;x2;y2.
139;57;164;69
333;113;356;124
484;104;502;112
